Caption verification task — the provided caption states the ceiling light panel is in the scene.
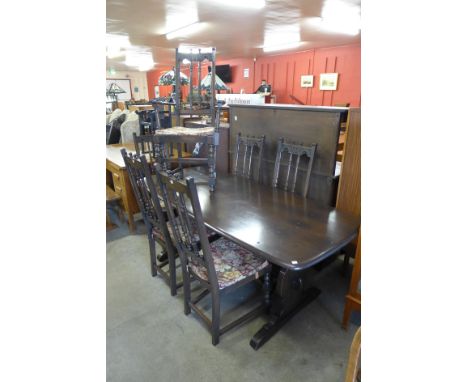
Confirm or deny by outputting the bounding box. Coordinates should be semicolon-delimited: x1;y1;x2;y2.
106;33;131;59
262;6;301;52
164;0;199;35
106;33;130;48
125;50;155;71
263;41;301;53
315;0;361;36
209;0;265;9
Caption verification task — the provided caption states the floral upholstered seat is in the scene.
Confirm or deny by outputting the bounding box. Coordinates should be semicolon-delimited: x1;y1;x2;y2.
190;237;269;290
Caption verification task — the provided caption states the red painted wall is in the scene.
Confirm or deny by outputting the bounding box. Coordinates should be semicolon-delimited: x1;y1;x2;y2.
146;44;360;106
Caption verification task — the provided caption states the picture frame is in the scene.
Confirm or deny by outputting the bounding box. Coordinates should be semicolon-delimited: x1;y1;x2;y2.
300;75;314;88
319;73;339;90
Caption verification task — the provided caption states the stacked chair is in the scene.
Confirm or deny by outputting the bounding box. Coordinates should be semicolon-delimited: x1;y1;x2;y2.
121;148;180;295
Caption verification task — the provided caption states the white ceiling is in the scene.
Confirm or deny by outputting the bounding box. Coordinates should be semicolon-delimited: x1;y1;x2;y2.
106;0;361;72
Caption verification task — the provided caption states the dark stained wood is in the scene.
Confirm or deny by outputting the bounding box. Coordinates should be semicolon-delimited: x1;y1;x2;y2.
182;120;230;175
272;138;317;197
233;133;265;182
154;170;271;346
122;149;182;296
182;168;360;270
229;104;347;205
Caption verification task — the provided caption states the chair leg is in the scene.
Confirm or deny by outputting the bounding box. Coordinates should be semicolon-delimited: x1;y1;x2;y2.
148;236;157;277
211;291;221;346
181;258;191;315
342;250;351;277
263;272;271;307
168;246;177;296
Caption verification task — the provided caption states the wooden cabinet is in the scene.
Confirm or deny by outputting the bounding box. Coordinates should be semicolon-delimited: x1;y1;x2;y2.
106;144;140;232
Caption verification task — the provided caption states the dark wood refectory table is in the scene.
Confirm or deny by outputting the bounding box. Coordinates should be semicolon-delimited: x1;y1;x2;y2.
180;167;360;350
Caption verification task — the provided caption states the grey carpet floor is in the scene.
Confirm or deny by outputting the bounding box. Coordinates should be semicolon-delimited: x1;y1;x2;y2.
107;225;360;382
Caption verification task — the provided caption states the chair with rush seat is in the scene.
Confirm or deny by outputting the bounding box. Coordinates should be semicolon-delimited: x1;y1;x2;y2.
133;133;160;162
154;168;272;345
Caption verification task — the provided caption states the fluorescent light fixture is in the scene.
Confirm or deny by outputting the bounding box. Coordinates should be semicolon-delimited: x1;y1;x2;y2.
106;33;131;48
106;33;131;58
164;1;199;34
166;22;206;40
210;0;265;9
125;51;155;71
308;0;360;36
263;24;300;52
106;46;125;59
263;41;301;53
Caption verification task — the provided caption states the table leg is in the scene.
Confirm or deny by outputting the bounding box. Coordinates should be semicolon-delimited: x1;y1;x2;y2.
120;182;136;233
157;142;167;171
250;268;321;350
208;142;216;192
127;210;136;233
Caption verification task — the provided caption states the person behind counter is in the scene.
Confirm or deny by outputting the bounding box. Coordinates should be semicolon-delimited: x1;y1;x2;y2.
255;79;271;96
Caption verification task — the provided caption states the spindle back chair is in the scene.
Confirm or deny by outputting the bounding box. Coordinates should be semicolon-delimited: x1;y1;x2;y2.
272;138;317;198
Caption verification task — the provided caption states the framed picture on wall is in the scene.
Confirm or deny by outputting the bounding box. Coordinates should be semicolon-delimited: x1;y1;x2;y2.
300;75;314;87
319;73;339;90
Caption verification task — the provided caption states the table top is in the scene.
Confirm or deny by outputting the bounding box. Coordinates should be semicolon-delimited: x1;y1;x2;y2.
106;142;192;168
182;168;360;270
106;143;136;168
185;120;230;129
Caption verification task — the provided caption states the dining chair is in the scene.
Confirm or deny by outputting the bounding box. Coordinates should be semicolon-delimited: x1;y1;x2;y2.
121;148;181;296
272;137;318;198
154;168;272;345
233;133;266;182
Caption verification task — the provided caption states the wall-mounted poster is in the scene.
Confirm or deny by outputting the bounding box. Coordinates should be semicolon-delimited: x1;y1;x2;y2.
243;68;249;78
301;75;314;87
319;73;339;90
